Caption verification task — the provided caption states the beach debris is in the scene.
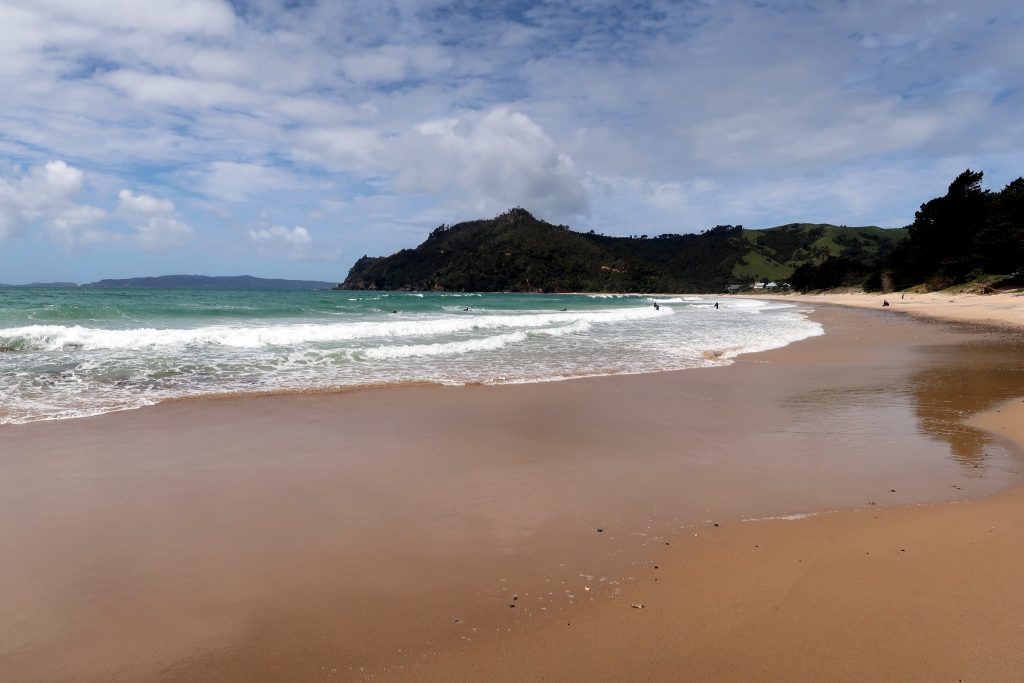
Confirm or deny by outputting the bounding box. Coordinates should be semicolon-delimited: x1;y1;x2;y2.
453;619;461;624
596;528;604;533
868;501;876;505
713;523;719;527
890;489;896;493
631;603;645;609
654;566;659;569
509;604;516;608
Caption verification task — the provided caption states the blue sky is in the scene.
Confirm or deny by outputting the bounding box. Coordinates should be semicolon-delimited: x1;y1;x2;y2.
0;0;1022;284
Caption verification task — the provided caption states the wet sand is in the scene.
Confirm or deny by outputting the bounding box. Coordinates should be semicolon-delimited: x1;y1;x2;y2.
1;305;1023;681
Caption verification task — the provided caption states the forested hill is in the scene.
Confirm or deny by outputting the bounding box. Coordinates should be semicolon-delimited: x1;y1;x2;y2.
339;208;905;293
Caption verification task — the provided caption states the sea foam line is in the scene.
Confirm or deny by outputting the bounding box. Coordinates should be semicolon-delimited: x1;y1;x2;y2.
361;321;589;359
0;306;667;351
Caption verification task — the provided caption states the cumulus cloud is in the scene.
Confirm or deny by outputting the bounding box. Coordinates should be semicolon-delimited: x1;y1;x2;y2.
0;160;107;245
300;108;589;218
393;108;588;217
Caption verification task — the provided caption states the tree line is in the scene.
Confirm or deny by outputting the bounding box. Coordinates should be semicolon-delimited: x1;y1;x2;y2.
790;170;1024;292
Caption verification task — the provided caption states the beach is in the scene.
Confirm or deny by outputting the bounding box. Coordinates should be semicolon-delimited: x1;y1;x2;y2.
1;300;1023;681
744;289;1024;329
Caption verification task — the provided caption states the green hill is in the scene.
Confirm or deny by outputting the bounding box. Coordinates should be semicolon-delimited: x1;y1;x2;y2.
339;209;905;293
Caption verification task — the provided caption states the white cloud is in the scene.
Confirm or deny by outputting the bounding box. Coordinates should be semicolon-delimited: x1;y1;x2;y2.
248;224;335;260
394;107;589;217
341;44;453;84
117;188;193;249
117;188;174;214
103;70;259;110
200;161;299;202
133;216;193;250
23;0;236;36
49;204;110;245
0;160;107;245
250;225;311;246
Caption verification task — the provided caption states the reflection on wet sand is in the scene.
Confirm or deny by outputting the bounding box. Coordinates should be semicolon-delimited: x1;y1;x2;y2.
911;334;1024;466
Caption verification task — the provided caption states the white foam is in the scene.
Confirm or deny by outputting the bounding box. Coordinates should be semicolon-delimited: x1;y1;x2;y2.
0;306;667;351
362;321;589;360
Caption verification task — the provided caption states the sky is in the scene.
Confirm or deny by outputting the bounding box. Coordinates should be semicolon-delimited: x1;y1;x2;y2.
0;0;1022;284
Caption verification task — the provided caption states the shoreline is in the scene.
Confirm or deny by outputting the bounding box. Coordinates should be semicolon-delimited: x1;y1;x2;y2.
737;289;1024;329
1;303;1023;680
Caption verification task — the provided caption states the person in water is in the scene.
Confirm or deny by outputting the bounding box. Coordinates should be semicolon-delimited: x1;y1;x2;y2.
653;302;660;311
714;302;719;309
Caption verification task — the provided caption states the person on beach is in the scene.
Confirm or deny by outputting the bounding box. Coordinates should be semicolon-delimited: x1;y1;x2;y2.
882;300;890;307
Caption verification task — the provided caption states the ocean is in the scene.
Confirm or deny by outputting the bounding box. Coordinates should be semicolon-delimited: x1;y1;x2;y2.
0;288;822;424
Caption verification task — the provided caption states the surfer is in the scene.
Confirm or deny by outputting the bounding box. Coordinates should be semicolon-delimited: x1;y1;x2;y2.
653;302;660;311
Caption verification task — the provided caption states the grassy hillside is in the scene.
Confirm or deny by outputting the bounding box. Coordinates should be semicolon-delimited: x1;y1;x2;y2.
734;224;908;281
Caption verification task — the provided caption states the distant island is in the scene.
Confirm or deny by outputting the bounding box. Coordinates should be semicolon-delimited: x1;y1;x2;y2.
81;275;336;290
340;169;1022;294
339;209;903;293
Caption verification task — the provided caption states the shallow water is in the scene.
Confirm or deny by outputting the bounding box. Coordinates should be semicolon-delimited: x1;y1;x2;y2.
0;288;821;423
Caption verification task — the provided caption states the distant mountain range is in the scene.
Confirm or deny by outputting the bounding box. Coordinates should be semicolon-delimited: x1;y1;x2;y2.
0;282;79;288
80;275;336;290
339;208;907;293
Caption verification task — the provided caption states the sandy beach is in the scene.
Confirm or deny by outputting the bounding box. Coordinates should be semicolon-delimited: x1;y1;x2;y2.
1;300;1023;681
744;289;1024;328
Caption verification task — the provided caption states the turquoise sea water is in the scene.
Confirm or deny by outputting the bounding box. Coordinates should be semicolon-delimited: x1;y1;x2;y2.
0;288;822;424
